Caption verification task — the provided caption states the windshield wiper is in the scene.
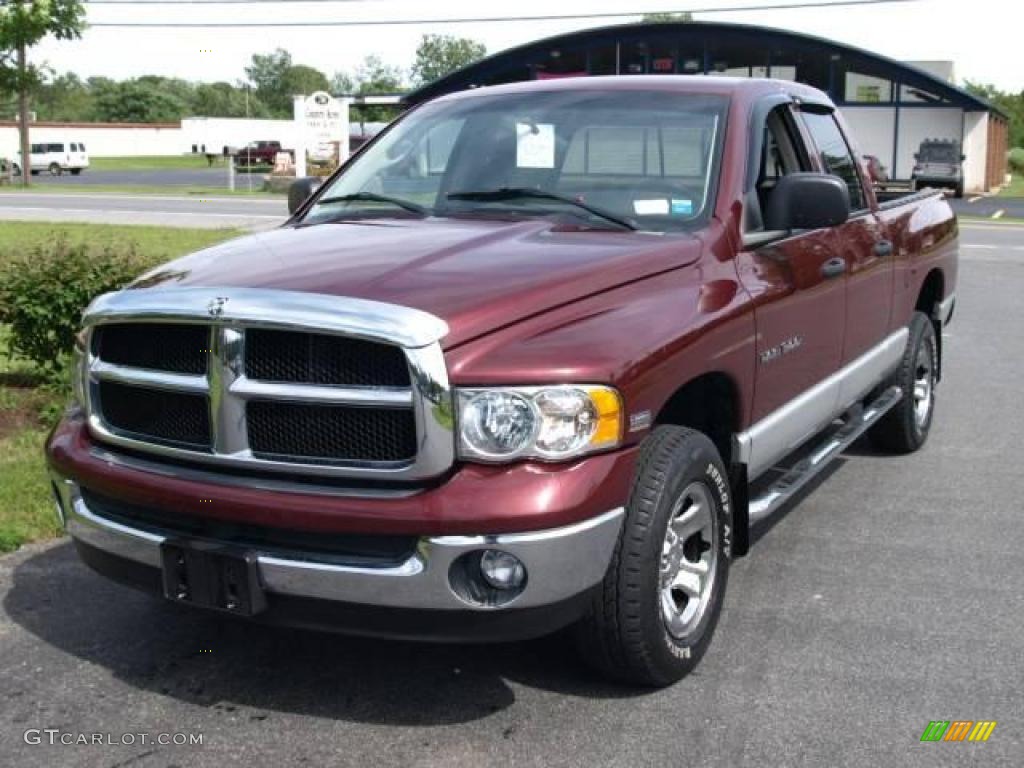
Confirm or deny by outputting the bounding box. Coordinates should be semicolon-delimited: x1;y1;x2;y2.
446;187;637;231
315;192;429;216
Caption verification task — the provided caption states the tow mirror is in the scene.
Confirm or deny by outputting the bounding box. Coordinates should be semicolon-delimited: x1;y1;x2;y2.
288;177;323;215
764;172;850;232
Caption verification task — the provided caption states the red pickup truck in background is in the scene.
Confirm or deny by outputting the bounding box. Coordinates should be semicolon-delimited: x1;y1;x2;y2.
47;77;958;686
234;140;293;167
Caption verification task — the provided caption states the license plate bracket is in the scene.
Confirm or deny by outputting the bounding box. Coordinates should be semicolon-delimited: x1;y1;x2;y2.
160;540;266;616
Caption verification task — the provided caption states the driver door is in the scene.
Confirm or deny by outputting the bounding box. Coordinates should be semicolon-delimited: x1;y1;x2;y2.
736;104;847;428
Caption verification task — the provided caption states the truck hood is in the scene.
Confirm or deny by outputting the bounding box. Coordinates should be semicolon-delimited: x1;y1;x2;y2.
130;217;702;348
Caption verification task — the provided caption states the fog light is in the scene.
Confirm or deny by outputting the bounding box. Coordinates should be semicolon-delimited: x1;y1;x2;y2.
479;549;526;590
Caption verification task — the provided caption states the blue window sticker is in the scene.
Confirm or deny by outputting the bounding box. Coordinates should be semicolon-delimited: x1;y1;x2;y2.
670;199;694;216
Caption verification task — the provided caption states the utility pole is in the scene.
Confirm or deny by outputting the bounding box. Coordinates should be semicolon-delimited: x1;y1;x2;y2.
16;38;30;188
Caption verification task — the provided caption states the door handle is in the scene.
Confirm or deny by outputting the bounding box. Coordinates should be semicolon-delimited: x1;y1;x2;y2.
874;239;894;257
820;257;847;279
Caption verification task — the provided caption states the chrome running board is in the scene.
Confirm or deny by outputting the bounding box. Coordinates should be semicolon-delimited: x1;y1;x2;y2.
748;385;903;524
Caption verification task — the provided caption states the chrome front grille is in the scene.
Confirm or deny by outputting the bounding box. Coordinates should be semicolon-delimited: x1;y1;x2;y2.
80;288;453;481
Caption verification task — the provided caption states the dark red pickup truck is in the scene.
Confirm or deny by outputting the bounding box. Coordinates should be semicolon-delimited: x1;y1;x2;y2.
47;77;957;686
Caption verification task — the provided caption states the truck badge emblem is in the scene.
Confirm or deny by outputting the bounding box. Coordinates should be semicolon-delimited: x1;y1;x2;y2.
207;297;229;317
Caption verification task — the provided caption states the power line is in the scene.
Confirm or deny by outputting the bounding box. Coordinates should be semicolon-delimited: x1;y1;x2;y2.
85;0;923;25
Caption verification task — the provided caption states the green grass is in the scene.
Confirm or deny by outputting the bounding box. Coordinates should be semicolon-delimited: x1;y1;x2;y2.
0;221;244;264
0;222;242;554
997;175;1024;198
88;154;221;171
0;427;61;553
0;183;280;197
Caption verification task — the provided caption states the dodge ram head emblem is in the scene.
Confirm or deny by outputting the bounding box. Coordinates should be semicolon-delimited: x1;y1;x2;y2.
207;296;229;317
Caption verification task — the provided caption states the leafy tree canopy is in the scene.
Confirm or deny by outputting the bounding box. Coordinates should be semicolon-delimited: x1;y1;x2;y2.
411;34;487;86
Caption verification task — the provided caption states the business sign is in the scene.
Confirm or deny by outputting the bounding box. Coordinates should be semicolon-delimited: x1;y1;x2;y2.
304;91;343;163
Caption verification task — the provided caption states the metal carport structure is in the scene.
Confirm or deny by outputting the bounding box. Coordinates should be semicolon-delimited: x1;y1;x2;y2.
405;21;1008;194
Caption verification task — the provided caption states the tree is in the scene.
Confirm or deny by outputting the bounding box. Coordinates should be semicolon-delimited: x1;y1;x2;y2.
411;34;487;86
34;71;95;121
350;55;406;122
0;0;86;186
244;49;331;116
93;80;187;123
642;12;694;22
280;64;330;102
964;82;1024;149
193;82;269;119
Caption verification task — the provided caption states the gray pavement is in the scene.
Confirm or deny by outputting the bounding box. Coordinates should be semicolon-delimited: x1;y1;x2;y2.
950;195;1024;220
1;222;1023;767
0;192;287;230
23;168;244;188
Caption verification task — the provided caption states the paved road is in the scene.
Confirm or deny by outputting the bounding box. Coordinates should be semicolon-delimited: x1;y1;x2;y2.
0;192;287;230
23;168;249;188
950;195;1024;220
2;223;1023;767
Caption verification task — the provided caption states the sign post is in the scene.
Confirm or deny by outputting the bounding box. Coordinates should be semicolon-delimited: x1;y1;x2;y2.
293;95;308;178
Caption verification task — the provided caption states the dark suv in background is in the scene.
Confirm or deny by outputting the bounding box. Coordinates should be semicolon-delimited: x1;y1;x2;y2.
911;139;965;198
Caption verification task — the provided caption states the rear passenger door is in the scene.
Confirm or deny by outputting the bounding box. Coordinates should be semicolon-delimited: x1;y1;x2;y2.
798;108;894;364
736;104;847;422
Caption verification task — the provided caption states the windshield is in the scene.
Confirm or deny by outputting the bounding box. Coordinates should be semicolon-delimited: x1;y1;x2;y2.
919;143;959;163
302;90;728;232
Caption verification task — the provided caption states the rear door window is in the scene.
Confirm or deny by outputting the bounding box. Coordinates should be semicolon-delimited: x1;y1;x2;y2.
799;112;866;211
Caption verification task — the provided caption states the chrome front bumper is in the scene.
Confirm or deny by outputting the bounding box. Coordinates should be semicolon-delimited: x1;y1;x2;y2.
51;477;623;612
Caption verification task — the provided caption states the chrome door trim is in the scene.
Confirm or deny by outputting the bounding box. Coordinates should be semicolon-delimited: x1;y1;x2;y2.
735;328;908;480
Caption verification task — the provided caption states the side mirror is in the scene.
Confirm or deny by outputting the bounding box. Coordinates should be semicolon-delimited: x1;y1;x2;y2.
764;173;850;231
288;177;322;215
913;153;920;162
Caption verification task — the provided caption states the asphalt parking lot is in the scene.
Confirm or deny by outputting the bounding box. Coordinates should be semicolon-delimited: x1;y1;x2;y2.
1;222;1022;768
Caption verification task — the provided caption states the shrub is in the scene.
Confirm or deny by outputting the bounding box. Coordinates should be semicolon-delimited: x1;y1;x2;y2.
1009;147;1024;174
0;235;155;378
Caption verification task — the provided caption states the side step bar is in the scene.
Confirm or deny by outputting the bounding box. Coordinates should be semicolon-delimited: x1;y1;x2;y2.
748;386;903;524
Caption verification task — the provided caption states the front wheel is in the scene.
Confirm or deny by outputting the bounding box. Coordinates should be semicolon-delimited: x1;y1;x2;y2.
48;162;62;176
575;426;732;686
870;311;937;453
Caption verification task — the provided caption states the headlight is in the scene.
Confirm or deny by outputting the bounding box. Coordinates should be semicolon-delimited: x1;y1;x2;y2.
457;385;622;462
69;328;88;408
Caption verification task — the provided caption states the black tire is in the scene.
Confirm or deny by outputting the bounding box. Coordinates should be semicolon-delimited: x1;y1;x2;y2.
869;311;937;454
954;182;964;199
48;162;62;176
70;168;82;176
30;169;39;176
575;426;733;686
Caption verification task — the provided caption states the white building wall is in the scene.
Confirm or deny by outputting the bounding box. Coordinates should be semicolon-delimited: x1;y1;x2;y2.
961;112;989;194
0;122;183;158
180;117;301;155
894;108;964;179
0;117;312;159
839;106;896;172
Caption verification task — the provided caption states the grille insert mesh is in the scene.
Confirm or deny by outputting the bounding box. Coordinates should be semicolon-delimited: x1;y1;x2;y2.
247;401;417;463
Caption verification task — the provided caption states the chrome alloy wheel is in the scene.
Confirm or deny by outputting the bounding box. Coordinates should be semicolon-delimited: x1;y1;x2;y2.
913;340;934;429
659;482;717;639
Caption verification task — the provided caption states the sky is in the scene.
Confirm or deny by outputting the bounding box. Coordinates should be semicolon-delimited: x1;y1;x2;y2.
30;0;1024;93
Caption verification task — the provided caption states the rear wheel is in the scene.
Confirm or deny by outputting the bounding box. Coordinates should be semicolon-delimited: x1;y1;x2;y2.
575;426;732;686
48;162;61;176
70;168;82;176
870;311;937;453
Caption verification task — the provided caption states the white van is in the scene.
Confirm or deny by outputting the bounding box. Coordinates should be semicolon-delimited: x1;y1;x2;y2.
11;142;90;176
